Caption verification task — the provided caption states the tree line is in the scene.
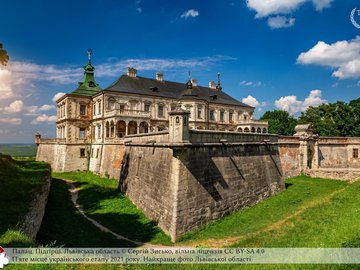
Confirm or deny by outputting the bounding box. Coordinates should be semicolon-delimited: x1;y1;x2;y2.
260;98;360;137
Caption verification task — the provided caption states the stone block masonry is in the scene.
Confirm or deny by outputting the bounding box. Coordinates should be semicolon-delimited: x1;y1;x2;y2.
119;135;285;241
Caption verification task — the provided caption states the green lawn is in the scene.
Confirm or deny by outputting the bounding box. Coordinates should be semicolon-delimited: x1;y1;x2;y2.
178;176;360;248
0;155;49;246
4;168;360;270
51;171;172;245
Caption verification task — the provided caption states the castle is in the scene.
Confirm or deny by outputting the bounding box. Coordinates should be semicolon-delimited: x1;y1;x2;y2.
36;52;360;241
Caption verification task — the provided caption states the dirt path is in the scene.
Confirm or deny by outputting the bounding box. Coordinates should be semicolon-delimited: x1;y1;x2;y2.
62;179;162;248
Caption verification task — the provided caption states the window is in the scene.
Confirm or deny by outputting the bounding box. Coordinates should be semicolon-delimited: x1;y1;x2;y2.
80;104;86;116
220;111;224;122
96;148;99;158
93;104;96;116
354;148;359;158
119;104;125;112
197;106;202;119
79;128;86;139
97;125;101;139
229;112;233;122
171;104;176;111
144;103;150;112
91;148;94;158
98;102;101;115
80;148;86;157
158;104;164;117
209;110;215;121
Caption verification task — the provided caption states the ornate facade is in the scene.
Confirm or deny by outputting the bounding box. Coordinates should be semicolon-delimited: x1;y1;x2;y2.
55;54;268;146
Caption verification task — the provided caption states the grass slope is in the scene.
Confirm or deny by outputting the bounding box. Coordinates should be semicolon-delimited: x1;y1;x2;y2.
52;171;171;245
178;176;360;248
0;155;49;246
36;178;135;247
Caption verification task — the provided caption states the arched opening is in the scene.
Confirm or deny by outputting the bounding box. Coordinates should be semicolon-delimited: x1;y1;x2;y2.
110;121;115;137
105;121;110;138
128;121;137;135
257;127;262;133
237;127;243;132
251;127;256;133
116;120;126;138
157;125;165;132
244;127;250;133
263;128;267;133
139;122;149;134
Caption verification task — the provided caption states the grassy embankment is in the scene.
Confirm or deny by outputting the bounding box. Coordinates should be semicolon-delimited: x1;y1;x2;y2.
45;172;360;248
0;155;49;246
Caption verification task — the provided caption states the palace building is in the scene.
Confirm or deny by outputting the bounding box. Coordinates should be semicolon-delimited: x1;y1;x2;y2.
55;52;268;147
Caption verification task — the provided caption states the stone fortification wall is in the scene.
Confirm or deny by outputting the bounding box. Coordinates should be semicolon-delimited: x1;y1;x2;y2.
119;131;285;241
278;136;301;178
189;130;278;143
21;171;52;240
318;137;360;169
36;142;88;172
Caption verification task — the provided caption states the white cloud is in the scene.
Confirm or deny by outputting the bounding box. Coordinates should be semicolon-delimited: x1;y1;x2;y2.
246;0;306;18
275;89;326;114
246;0;333;28
297;36;360;79
31;114;57;124
267;16;295;29
180;9;199;19
1;100;24;113
242;95;260;107
52;92;66;102
0;117;22;125
39;104;55;111
96;55;235;77
240;80;262;87
137;7;142;13
312;0;332;11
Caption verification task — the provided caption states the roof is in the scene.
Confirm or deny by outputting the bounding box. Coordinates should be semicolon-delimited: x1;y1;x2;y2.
103;75;253;108
71;61;102;96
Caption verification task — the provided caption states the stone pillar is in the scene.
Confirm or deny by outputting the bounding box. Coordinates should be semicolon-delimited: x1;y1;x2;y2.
125;122;129;136
312;138;319;169
299;137;308;172
169;107;190;143
137;123;140;134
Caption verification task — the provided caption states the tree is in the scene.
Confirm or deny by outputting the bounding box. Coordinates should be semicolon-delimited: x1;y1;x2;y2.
298;99;360;137
0;43;9;66
260;110;297;135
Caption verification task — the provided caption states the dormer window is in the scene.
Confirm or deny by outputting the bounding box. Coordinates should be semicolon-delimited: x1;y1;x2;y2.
80;104;86;116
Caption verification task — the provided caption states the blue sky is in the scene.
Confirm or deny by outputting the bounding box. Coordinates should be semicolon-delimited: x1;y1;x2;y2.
0;0;360;142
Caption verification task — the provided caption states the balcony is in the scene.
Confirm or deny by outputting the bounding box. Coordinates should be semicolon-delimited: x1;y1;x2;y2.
105;109;151;118
238;119;268;125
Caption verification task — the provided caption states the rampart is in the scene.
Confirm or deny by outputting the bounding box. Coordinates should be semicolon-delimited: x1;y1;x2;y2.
118;111;284;241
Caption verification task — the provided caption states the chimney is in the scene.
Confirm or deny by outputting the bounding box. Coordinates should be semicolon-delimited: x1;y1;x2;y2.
209;81;217;89
156;72;163;81
127;67;137;77
191;78;198;87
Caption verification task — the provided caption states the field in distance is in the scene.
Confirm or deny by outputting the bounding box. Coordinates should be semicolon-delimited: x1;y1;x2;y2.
0;143;37;157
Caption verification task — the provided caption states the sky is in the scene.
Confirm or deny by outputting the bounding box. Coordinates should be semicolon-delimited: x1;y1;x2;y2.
0;0;360;143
